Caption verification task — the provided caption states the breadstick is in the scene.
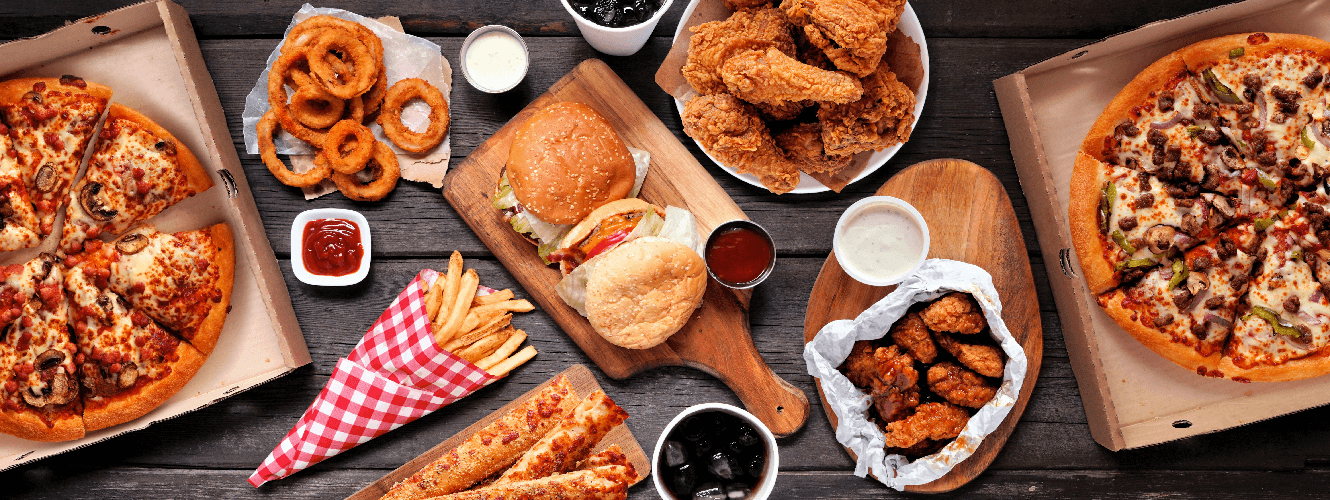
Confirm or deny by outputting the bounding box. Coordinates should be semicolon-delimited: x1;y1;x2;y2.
426;465;637;500
494;390;628;485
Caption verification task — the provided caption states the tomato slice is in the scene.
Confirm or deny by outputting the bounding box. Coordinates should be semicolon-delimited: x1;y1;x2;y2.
585;229;631;261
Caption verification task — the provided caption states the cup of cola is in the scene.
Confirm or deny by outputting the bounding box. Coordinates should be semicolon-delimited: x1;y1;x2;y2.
652;403;779;500
560;0;674;56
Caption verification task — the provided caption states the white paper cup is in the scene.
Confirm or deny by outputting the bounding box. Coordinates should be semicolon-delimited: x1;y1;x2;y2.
652;403;778;500
560;0;675;57
833;196;930;286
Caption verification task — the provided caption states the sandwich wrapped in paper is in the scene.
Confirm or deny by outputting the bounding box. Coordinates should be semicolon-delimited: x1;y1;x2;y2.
803;259;1028;490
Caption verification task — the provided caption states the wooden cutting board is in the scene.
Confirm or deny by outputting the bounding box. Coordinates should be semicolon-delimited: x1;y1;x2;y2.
802;159;1043;492
443;59;809;437
346;365;648;499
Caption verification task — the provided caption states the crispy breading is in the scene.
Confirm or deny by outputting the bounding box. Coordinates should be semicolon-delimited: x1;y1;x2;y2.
721;48;864;105
927;362;998;409
881;402;969;449
919;292;986;334
840;339;880;388
870;345;920;421
753;99;808;121
724;0;773;10
783;0;887;76
495;390;629;485
682;94;802;194
682;7;797;96
860;0;908;32
888;311;937;363
774;122;852;175
935;333;1005;378
818;64;915;156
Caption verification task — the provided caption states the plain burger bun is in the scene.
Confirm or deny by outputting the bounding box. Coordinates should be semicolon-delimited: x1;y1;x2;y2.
507;102;636;225
585;236;707;349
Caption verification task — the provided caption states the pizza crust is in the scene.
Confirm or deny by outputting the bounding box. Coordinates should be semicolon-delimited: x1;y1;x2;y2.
185;223;235;356
1176;32;1330;69
1078;53;1188;161
1214;349;1330;382
1068;151;1118;294
104;103;214;195
0;77;112;105
0;407;84;442
82;339;206;432
1100;291;1225;377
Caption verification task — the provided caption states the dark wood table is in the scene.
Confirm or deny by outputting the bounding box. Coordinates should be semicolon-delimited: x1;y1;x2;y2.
4;1;1329;498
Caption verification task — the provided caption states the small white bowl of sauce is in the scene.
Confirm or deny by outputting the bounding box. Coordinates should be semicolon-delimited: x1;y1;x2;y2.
833;196;929;287
291;208;371;286
460;25;529;93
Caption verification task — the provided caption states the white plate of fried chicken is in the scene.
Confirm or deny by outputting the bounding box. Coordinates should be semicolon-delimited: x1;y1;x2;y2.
673;0;929;194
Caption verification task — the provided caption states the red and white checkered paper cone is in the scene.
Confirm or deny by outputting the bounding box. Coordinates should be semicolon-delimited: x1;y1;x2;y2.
249;270;500;487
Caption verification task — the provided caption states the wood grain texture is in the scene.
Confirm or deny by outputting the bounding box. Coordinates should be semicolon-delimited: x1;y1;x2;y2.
345;364;648;499
803;159;1042;493
443;59;808;437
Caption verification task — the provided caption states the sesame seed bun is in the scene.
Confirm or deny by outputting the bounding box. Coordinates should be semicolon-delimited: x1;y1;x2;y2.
584;236;707;349
506;102;636;225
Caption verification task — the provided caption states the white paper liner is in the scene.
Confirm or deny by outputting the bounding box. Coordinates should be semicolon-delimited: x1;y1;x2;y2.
803;259;1029;490
240;4;452;196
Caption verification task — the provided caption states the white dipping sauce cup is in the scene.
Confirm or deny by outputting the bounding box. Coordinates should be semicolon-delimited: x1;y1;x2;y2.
833;196;930;286
559;0;675;57
459;25;529;93
653;403;778;500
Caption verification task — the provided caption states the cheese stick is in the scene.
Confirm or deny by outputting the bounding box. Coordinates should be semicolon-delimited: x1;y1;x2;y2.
494;390;629;485
426;465;637;500
579;444;629;470
379;376;578;500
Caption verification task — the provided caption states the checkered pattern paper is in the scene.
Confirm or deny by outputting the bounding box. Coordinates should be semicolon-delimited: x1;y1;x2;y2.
249;270;499;487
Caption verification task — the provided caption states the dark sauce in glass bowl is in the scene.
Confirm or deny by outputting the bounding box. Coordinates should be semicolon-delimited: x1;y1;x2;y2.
568;0;665;28
660;410;767;500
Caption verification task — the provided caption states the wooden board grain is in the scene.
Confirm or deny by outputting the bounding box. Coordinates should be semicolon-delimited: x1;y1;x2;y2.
802;159;1043;493
443;59;809;437
345;364;648;500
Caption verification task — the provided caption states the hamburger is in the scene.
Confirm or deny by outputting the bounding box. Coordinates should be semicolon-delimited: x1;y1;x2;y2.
492;102;650;262
553;199;707;349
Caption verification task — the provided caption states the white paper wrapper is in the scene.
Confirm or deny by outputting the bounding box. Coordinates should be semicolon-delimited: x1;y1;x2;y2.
803;259;1028;491
240;4;452;196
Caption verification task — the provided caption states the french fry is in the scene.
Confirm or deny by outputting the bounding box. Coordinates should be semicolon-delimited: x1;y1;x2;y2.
477;330;527;371
424;276;445;322
458;327;514;363
433;252;465;334
445;313;511;352
436;269;479;345
469;299;535;318
472;288;513;307
486;345;537;377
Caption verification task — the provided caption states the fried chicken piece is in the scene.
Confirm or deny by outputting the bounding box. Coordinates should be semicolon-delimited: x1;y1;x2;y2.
783;0;887;77
869;345;919;422
927;362;998;409
683;7;797;96
818;64;915;156
881;402;969;449
774;122;852;175
887;311;936;363
721;48;864;105
860;0;908;32
724;0;773;10
920;292;987;334
753;100;808;121
935;333;1005;378
682;94;802;194
840;340;879;388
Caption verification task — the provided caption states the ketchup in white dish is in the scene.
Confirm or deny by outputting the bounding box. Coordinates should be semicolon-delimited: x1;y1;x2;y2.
837;203;925;280
464;30;527;91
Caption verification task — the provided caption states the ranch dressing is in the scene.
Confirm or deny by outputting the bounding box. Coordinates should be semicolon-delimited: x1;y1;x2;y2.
464;30;527;91
838;203;924;280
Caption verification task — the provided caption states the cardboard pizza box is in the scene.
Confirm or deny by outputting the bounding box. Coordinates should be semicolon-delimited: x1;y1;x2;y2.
993;0;1330;450
0;0;309;468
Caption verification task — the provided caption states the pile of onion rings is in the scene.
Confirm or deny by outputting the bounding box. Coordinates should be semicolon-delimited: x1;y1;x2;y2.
257;14;448;201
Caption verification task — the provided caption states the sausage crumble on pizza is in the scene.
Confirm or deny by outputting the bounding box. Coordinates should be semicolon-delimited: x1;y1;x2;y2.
0;76;234;441
1071;33;1330;382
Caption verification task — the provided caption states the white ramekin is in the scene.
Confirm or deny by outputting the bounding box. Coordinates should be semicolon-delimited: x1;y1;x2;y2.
291;208;371;286
832;196;930;286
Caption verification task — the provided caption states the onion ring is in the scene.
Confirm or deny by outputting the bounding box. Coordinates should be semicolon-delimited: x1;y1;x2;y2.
308;29;376;99
362;64;388;116
290;86;345;129
268;51;329;145
332;141;399;201
258;110;330;188
323;120;375;174
284;16;383;67
377;78;450;153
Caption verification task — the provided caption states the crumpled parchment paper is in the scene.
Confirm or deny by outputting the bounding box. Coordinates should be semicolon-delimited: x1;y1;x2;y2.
241;4;452;197
803;259;1028;490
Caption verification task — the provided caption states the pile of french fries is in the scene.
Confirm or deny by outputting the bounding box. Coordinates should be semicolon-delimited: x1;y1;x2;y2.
424;252;537;377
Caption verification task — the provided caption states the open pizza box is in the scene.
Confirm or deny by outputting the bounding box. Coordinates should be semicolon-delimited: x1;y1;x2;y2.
994;0;1330;451
0;0;309;468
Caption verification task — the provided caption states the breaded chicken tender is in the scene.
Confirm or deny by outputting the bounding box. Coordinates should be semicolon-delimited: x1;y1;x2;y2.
935;333;1005;378
888;311;937;363
783;0;887;77
920;292;986;334
841;339;879;388
721;48;864;105
927;362;997;409
881;402;969;449
682;94;802;194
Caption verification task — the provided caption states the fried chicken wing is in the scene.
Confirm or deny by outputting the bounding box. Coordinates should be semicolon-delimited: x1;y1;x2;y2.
927;362;998;409
870;345;919;422
682;94;801;194
724;0;773;10
860;0;908;32
683;7;797;96
753;99;808;121
774;123;852;175
783;0;887;77
881;402;969;449
818;64;915;156
920;292;986;334
721;48;864;105
887;311;937;363
935;333;1005;378
841;340;879;388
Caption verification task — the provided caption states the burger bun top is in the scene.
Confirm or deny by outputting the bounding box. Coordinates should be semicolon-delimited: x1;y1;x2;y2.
584;236;707;349
506;102;636;225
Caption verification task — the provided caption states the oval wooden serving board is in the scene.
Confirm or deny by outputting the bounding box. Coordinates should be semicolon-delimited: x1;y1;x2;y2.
802;159;1042;492
444;59;809;437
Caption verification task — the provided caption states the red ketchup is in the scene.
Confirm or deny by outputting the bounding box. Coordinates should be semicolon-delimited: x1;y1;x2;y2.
705;227;772;284
302;218;363;277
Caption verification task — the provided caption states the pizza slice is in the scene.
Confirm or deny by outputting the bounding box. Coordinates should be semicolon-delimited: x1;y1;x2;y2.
59;103;212;254
0;264;83;442
0;76;111;236
68;223;234;355
65;264;206;432
0;127;42;251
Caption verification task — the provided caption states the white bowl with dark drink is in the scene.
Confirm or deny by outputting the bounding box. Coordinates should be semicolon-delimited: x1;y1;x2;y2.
653;403;778;500
560;0;674;56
